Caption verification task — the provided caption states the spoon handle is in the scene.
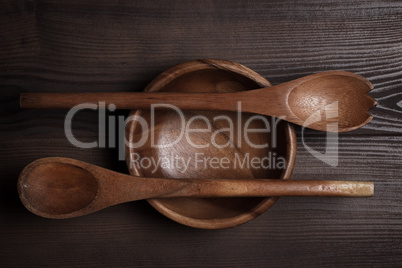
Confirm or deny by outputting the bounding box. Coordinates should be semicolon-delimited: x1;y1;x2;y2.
20;92;238;110
138;178;374;198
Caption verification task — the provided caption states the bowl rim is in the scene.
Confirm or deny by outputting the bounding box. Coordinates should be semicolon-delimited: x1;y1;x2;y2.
125;59;297;229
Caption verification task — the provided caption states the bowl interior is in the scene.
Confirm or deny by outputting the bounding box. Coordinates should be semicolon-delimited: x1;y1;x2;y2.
125;60;296;229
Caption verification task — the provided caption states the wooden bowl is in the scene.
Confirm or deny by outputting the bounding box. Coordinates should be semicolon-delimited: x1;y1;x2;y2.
125;59;296;229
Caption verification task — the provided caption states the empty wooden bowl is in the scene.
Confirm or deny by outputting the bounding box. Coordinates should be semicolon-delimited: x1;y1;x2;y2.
125;59;297;229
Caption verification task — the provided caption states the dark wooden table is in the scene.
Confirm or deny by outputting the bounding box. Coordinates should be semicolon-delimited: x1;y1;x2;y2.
1;1;401;267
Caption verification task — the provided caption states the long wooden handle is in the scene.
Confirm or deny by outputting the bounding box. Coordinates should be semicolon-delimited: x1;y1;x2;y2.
153;179;374;198
95;177;374;219
20;92;238;110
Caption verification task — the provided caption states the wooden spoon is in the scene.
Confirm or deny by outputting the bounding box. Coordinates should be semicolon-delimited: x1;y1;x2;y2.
17;157;374;219
20;71;376;132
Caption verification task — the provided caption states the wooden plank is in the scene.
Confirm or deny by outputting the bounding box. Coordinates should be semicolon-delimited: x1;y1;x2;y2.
0;136;401;267
1;1;401;133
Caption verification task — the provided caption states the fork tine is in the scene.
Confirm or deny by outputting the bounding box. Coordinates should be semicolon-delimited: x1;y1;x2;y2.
367;95;378;108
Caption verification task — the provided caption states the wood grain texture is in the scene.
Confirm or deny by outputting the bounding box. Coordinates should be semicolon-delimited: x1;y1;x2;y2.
1;0;402;267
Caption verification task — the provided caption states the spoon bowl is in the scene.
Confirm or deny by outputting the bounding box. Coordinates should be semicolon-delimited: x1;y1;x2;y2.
285;71;376;132
18;162;98;217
